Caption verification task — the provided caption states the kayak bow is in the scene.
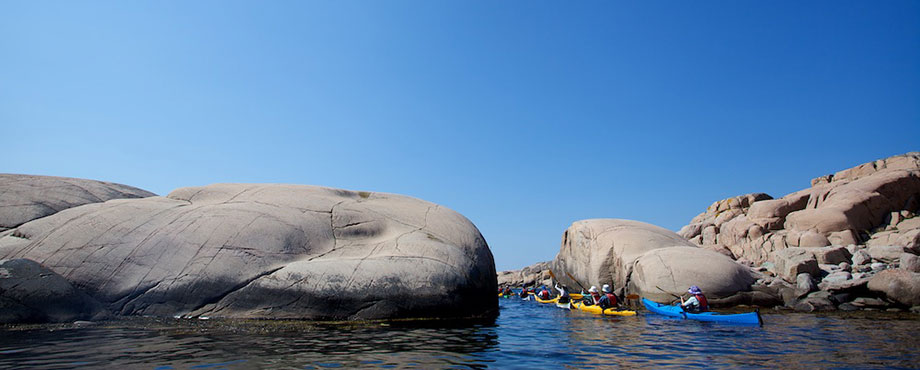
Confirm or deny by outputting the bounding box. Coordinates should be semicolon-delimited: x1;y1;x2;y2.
641;298;762;325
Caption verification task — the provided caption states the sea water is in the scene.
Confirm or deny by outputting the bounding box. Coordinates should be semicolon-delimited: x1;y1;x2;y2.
1;298;918;369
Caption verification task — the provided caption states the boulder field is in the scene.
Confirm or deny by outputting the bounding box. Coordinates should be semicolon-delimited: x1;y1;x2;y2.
501;152;920;312
0;178;497;323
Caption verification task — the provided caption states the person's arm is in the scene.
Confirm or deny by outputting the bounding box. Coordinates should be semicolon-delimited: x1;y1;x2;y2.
681;296;699;307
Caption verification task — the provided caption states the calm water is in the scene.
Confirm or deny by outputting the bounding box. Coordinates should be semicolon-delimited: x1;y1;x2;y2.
1;298;918;369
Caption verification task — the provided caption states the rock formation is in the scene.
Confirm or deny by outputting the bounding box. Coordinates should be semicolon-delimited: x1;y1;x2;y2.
0;181;497;322
0;258;109;323
0;174;156;232
497;261;551;289
550;219;756;303
680;152;920;265
679;152;920;312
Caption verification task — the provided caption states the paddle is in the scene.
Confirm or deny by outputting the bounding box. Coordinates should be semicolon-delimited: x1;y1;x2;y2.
565;271;589;294
655;285;685;305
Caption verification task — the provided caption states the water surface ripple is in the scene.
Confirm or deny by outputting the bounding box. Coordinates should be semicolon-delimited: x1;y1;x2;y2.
0;298;917;369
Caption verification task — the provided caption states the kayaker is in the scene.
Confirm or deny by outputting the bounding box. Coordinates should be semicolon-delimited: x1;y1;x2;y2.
588;286;601;305
597;284;618;309
555;283;571;304
502;286;513;296
520;286;530;298
537;286;551;300
681;285;709;313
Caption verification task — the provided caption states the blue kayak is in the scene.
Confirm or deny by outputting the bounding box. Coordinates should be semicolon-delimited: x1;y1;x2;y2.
642;298;762;326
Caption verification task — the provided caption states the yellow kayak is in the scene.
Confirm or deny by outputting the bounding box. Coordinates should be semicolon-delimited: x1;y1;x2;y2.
534;296;559;304
570;293;584;300
572;301;637;316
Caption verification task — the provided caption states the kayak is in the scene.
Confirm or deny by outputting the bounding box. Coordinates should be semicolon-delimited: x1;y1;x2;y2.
572;302;637;316
498;292;517;297
641;298;762;325
570;293;584;300
534;296;559;304
556;300;572;309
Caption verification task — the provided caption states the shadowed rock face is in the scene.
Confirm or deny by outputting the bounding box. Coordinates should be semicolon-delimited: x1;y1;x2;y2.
0;183;497;321
550;219;754;301
0;174;156;232
0;258;109;323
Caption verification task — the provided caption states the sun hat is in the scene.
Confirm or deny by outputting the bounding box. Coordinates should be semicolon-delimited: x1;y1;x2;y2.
688;285;702;294
589;286;598;293
602;284;611;293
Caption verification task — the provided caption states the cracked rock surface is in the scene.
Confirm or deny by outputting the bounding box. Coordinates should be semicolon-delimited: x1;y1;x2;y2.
0;183;497;321
0;174;156;232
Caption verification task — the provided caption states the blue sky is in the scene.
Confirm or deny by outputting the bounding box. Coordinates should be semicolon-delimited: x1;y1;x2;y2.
3;1;918;271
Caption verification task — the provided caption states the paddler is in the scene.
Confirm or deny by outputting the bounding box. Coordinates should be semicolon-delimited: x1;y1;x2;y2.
520;286;530;298
588;286;601;305
537;286;551;300
555;283;570;304
680;285;709;313
597;284;618;309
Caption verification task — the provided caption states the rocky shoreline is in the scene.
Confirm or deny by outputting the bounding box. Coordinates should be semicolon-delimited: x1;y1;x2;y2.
500;152;920;314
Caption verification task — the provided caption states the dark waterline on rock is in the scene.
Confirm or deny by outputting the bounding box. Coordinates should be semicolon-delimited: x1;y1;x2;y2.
1;299;918;369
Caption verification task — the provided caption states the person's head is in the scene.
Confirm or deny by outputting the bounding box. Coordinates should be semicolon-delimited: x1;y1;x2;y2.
589;286;597;293
688;285;702;295
602;284;611;293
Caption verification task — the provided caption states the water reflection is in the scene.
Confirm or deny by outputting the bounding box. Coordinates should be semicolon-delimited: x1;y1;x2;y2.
0;318;500;369
0;299;917;369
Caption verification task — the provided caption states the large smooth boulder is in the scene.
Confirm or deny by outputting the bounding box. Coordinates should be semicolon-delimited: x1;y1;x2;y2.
551;219;698;294
0;183;497;321
867;269;920;306
0;258;108;323
629;247;756;303
0;174;155;231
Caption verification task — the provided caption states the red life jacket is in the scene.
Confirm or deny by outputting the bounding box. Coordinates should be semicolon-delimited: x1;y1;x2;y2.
693;293;709;311
538;290;550;299
605;293;617;306
591;292;601;304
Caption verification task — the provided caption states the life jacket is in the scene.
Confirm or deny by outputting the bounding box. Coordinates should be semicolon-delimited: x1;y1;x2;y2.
693;293;709;311
605;293;617;306
590;292;601;304
520;289;529;298
538;290;550;299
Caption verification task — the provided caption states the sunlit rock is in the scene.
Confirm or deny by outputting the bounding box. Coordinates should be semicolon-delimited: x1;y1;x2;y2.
0;183;497;321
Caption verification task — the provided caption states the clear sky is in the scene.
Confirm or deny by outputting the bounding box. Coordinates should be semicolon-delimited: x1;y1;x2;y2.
3;2;918;271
